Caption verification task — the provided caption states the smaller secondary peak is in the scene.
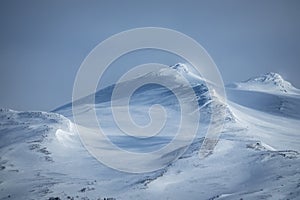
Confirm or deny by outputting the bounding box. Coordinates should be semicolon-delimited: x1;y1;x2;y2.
246;72;286;85
229;72;300;94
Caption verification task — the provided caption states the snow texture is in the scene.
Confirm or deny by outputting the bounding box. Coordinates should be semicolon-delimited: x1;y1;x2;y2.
1;64;300;200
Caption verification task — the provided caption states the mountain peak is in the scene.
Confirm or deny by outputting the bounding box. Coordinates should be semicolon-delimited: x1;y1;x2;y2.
245;72;287;85
228;72;299;94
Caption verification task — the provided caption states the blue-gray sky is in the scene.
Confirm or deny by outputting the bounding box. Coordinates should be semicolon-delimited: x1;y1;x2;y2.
0;0;300;111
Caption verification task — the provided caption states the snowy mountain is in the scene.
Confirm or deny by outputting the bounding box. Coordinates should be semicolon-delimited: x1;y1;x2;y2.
1;65;300;200
54;63;212;115
227;72;300;94
227;72;300;120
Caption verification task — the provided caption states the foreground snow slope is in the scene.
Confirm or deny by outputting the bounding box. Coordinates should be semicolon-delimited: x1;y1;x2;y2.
1;66;300;199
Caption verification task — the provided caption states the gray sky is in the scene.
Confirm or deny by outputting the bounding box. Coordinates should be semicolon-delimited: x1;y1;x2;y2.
0;0;300;111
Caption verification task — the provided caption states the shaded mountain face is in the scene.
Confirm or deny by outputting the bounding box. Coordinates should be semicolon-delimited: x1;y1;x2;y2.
54;63;226;157
54;63;217;120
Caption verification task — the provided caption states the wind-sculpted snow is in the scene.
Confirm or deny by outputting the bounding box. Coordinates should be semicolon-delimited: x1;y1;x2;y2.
55;63;226;131
54;63;213;115
1;69;300;199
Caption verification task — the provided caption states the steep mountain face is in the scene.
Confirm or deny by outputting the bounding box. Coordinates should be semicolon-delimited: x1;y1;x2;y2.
1;66;300;200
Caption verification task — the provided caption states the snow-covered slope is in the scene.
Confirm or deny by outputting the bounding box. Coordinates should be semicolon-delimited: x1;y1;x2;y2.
1;65;300;200
227;72;300;119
